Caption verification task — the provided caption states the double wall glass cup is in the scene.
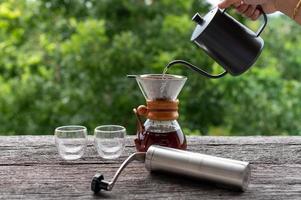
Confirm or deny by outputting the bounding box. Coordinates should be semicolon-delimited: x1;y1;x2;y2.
55;125;87;160
94;125;126;159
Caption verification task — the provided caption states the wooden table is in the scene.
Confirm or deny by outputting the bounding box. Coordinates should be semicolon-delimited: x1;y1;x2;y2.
0;136;300;199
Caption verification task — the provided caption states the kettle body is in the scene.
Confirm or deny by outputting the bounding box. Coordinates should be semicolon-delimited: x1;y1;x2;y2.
167;7;268;78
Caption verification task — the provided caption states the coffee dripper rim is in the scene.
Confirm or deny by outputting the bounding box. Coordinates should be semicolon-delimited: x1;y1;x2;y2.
135;74;187;81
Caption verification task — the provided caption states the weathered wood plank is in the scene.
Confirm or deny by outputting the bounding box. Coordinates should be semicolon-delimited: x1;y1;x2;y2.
0;136;300;199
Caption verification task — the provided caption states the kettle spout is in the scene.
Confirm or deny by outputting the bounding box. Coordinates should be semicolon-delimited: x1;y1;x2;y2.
166;60;227;79
192;13;204;25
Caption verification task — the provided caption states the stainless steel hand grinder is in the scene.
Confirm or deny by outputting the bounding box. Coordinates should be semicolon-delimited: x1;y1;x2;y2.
91;145;251;193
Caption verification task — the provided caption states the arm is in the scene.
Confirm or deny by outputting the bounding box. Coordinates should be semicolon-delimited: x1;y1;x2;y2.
277;0;301;24
218;0;301;25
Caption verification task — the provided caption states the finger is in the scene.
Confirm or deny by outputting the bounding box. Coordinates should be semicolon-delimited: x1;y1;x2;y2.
250;9;261;20
233;1;242;7
218;0;240;9
244;5;257;17
244;0;267;5
236;4;249;13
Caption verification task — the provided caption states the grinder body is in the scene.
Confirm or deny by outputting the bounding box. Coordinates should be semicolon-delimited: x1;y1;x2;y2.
92;145;251;193
145;145;250;191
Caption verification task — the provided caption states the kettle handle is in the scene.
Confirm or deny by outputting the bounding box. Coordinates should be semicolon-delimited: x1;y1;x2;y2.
166;60;228;79
255;6;268;37
222;5;267;37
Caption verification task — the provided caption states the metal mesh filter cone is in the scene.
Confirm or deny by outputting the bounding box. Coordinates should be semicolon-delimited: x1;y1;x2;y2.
135;74;187;100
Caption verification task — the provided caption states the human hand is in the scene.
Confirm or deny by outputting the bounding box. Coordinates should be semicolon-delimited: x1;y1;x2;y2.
218;0;278;20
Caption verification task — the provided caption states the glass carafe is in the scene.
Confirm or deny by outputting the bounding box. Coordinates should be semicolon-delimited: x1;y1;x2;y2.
132;74;187;152
135;119;186;152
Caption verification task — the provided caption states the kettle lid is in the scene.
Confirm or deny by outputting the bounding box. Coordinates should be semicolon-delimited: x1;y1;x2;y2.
191;7;219;41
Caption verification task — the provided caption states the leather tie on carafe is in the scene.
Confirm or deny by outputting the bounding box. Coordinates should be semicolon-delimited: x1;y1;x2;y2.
133;108;146;149
136;100;179;121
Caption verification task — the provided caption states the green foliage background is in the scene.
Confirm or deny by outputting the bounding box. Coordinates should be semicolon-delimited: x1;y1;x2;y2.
0;0;300;136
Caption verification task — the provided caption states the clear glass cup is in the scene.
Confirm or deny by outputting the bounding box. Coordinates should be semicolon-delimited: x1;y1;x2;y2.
94;125;126;159
55;125;87;160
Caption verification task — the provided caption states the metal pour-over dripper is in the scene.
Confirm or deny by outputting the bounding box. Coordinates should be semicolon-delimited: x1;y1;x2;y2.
135;74;187;100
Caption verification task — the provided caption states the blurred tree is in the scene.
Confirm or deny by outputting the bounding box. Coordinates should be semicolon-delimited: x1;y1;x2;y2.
0;0;300;136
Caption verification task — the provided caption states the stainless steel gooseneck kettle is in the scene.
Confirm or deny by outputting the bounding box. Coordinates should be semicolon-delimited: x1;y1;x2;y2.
91;145;251;193
166;6;268;78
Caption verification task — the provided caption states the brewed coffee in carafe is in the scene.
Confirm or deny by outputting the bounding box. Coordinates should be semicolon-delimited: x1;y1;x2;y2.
132;74;187;152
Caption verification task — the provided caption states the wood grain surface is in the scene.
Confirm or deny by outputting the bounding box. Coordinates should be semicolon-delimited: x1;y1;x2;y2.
0;136;300;200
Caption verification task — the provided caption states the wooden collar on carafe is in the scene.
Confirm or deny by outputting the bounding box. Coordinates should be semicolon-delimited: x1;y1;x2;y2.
136;99;179;121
